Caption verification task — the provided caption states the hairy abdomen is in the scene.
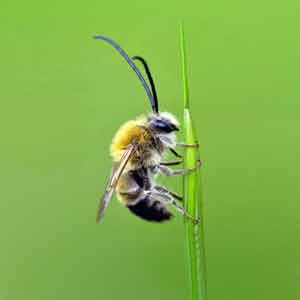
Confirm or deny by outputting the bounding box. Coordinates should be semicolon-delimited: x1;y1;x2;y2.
127;196;173;222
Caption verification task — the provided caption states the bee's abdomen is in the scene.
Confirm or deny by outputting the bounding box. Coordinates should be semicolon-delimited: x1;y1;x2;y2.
127;196;173;222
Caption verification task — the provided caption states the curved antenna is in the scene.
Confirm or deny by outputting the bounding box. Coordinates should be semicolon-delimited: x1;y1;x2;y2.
94;35;158;114
132;56;159;113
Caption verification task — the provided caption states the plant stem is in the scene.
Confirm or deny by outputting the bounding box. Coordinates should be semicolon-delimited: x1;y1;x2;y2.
180;22;207;300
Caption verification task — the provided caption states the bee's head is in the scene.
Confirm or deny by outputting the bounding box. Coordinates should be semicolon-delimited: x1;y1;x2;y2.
148;112;179;133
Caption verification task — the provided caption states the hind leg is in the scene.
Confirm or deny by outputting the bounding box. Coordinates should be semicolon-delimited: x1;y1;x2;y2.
153;185;183;201
171;201;199;225
146;188;199;224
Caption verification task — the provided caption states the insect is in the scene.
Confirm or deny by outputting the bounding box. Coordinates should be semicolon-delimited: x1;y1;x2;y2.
94;35;201;224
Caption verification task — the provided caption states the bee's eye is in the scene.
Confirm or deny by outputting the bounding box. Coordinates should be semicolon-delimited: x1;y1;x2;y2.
154;120;169;131
152;119;178;133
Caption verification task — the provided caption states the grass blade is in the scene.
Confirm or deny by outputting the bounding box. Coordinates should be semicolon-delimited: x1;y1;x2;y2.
179;22;207;300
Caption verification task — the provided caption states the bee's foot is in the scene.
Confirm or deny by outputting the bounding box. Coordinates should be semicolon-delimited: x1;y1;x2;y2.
177;142;200;148
196;159;202;168
192;218;200;225
184;216;200;225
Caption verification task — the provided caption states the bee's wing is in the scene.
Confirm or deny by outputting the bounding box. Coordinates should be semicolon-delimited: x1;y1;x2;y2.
96;144;137;223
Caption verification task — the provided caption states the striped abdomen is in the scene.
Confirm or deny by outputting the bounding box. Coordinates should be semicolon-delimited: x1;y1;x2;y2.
118;168;173;223
127;196;173;222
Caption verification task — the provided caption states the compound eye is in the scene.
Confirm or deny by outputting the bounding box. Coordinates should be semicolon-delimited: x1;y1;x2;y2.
153;119;176;133
155;121;169;131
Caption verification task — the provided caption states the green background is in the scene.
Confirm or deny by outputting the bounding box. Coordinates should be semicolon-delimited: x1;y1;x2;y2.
1;1;300;299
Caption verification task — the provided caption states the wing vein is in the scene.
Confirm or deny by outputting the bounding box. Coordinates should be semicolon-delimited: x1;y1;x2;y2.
96;144;137;223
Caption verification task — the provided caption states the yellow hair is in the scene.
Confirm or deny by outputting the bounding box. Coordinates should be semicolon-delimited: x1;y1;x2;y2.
110;117;147;162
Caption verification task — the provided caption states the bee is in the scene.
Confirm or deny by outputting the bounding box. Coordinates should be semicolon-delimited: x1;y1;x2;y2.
94;35;201;224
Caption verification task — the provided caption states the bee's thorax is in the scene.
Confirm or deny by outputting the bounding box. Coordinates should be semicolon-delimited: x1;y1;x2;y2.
110;115;178;170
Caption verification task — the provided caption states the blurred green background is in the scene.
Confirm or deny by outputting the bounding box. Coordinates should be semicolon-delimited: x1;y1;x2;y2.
1;1;300;299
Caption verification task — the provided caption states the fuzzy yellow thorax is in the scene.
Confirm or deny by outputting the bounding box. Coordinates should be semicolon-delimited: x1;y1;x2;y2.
110;116;148;162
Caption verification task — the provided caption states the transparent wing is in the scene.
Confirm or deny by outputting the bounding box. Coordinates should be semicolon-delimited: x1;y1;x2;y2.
96;144;137;223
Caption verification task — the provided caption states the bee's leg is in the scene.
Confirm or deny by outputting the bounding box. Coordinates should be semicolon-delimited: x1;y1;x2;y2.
153;185;183;201
169;148;183;158
159;160;202;176
146;189;199;224
176;142;199;148
160;160;183;166
171;201;200;224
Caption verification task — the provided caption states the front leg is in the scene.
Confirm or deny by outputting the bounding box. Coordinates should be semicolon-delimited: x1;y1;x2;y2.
169;148;182;158
168;143;199;159
176;142;199;148
160;160;183;166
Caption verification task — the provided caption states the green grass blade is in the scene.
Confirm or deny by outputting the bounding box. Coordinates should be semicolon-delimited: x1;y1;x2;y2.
179;22;207;300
